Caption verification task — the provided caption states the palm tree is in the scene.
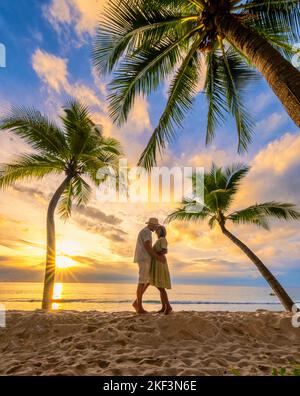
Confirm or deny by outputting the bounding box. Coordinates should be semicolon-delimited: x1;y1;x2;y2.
166;163;300;312
93;0;300;168
0;101;122;310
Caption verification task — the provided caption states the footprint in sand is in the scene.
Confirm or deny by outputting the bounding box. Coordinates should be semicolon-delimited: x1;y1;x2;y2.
98;360;110;369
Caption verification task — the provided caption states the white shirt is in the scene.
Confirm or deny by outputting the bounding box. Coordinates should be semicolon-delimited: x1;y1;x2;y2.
134;227;152;263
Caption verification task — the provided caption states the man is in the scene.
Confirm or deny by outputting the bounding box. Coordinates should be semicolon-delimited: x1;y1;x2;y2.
133;218;165;314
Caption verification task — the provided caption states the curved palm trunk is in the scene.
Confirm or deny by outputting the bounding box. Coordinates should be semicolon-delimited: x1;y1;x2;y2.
218;15;300;127
220;225;295;312
41;176;72;310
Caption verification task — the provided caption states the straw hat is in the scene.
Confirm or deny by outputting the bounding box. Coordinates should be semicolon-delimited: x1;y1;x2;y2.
145;218;160;226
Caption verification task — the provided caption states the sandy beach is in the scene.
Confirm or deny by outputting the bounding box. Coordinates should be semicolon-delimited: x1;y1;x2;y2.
0;310;299;376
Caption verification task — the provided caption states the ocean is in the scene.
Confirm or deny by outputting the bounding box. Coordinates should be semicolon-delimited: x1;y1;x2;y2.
1;282;300;312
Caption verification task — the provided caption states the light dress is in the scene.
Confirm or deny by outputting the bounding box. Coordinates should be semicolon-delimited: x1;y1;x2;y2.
150;237;171;289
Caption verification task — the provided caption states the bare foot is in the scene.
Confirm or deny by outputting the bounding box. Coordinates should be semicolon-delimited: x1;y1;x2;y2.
156;307;166;314
132;300;138;313
133;300;149;314
136;309;149;315
164;307;173;315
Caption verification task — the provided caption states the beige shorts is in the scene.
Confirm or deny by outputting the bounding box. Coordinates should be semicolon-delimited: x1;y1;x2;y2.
138;261;151;284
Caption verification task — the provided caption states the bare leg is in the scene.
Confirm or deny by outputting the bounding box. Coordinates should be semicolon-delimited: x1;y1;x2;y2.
158;288;172;315
156;287;166;313
133;283;150;314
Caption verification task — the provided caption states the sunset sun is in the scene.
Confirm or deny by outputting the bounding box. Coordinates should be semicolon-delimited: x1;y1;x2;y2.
56;255;76;269
1;0;300;381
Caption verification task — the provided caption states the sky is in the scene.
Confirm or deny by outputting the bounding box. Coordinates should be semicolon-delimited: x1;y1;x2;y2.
0;0;299;287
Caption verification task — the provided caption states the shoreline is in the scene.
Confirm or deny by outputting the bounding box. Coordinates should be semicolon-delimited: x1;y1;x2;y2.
1;310;299;376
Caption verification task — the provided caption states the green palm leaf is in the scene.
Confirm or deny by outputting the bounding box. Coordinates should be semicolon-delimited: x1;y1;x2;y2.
72;176;92;207
93;0;198;74
138;36;203;168
228;202;300;224
205;50;229;145
224;163;250;192
0;154;64;189
242;0;300;41
108;28;200;125
220;43;255;152
61;100;93;157
0;107;68;158
167;164;300;234
94;0;300;161
166;205;211;224
58;181;74;220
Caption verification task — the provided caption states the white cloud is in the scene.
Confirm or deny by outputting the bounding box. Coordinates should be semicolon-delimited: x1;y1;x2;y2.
72;0;105;36
70;83;102;108
45;0;106;38
249;92;274;114
187;145;240;169
231;132;300;210
32;49;102;108
47;0;72;25
252;132;300;175
256;111;288;137
128;96;151;132
32;49;69;94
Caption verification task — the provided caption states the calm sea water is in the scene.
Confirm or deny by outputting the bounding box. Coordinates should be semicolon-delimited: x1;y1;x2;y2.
1;282;300;312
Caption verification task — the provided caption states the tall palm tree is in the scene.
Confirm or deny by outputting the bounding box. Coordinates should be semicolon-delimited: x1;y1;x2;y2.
93;0;300;168
166;163;300;312
0;101;122;310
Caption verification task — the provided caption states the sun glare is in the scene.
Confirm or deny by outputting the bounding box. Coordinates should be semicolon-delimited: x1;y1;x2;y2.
57;241;81;255
52;283;63;310
53;283;63;300
56;255;76;269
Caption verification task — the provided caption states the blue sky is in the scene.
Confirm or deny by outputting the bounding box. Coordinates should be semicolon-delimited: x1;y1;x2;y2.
0;0;299;287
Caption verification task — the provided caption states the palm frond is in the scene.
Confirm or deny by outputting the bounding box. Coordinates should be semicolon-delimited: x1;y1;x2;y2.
93;0;198;75
243;0;300;42
58;181;74;220
97;137;124;161
220;43;255;152
227;209;270;229
249;24;297;61
138;36;203;169
208;215;217;229
0;154;64;189
80;137;122;170
205;188;236;212
224;163;250;192
108;27;201;125
165;204;212;224
61;100;93;157
205;50;229;145
195;163;248;212
93;0;300;161
205;47;258;149
72;176;92;207
0;107;68;157
203;163;227;192
228;201;300;228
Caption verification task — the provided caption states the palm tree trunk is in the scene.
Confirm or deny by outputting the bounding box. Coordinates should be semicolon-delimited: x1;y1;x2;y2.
217;15;300;127
41;176;72;310
220;224;295;312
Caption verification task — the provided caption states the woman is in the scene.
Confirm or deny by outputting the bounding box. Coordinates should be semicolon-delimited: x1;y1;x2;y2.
150;225;173;315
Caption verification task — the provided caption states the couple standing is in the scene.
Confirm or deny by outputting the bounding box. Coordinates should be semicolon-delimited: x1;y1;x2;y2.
133;218;173;315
